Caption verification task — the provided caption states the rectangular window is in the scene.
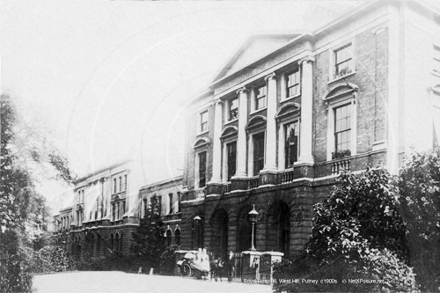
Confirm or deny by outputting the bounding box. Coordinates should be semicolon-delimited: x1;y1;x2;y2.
285;121;299;168
168;193;173;214
228;98;238;121
113;179;117;194
198;151;207;187
122;201;126;216
255;85;267;110
253;132;265;175
200;111;208;132
112;203;115;221
334;43;353;78
226;141;237;180
434;45;440;74
286;69;300;97
143;199;148;218
334;104;352;152
177;192;181;213
119;176;122;193
124;174;127;191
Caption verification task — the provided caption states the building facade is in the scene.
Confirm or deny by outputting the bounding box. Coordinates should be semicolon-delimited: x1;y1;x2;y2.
50;162;184;258
139;176;183;247
180;0;440;259
52;160;146;258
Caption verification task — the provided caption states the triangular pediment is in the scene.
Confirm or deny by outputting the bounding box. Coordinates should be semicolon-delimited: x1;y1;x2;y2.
213;34;299;83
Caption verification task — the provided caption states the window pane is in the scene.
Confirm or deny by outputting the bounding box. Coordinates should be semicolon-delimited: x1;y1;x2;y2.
286;70;300;97
285;122;298;168
200;111;208;131
229;98;238;120
199;152;207;187
253;133;265;175
227;142;237;180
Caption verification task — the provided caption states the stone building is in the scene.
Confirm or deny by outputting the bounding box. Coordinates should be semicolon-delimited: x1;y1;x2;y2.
138;176;183;248
50;161;184;259
180;0;440;259
54;160;146;258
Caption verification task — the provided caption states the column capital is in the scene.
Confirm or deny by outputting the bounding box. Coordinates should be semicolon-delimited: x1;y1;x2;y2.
299;56;315;65
236;87;248;95
264;72;277;81
213;98;222;106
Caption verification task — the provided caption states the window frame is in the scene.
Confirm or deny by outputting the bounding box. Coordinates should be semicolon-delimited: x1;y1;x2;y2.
325;93;357;161
285;68;301;99
227;97;239;122
225;140;237;181
249;131;265;176
195;150;207;188
283;120;300;169
329;40;356;82
199;110;209;134
334;103;352;153
168;193;174;215
254;85;267;111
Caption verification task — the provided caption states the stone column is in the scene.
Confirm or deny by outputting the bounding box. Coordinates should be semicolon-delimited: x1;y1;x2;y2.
233;87;248;178
298;56;315;164
263;73;278;172
209;99;223;184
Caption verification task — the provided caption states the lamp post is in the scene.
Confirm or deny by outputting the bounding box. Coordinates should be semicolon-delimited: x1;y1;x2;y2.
248;205;259;251
194;215;201;248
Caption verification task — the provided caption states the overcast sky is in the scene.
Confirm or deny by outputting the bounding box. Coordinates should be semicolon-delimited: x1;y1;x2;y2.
1;0;365;207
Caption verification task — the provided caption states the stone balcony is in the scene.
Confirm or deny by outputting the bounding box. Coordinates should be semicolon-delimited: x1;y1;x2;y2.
203;149;386;196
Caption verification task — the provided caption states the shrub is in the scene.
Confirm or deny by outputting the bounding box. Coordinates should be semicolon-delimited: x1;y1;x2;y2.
157;244;179;275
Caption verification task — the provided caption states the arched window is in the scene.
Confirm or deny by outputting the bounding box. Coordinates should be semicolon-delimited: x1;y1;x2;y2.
96;234;101;256
175;229;181;246
237;206;255;252
267;201;290;257
115;234;120;252
119;234;123;253
166;230;172;247
192;217;204;250
211;209;228;258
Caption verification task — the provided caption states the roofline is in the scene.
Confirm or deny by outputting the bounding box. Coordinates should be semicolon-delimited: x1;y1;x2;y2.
186;88;214;106
73;159;133;185
140;175;183;190
209;33;306;84
313;0;381;36
210;32;312;89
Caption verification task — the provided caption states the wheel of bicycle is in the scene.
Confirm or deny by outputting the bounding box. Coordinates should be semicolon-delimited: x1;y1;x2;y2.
181;264;191;277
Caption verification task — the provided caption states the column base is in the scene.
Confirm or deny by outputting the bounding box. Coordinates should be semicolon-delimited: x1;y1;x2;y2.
205;182;224;195
297;156;314;165
259;169;278;185
230;176;249;191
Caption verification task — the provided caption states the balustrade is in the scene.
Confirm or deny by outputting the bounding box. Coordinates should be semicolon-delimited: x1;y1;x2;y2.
331;159;351;175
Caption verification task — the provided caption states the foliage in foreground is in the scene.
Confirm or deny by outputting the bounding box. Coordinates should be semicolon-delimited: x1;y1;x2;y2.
274;169;418;292
130;203;166;271
399;149;440;292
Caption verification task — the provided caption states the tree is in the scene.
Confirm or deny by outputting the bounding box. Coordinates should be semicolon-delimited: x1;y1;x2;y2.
399;148;440;292
306;168;407;261
1;94;75;292
130;196;166;271
274;169;418;292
